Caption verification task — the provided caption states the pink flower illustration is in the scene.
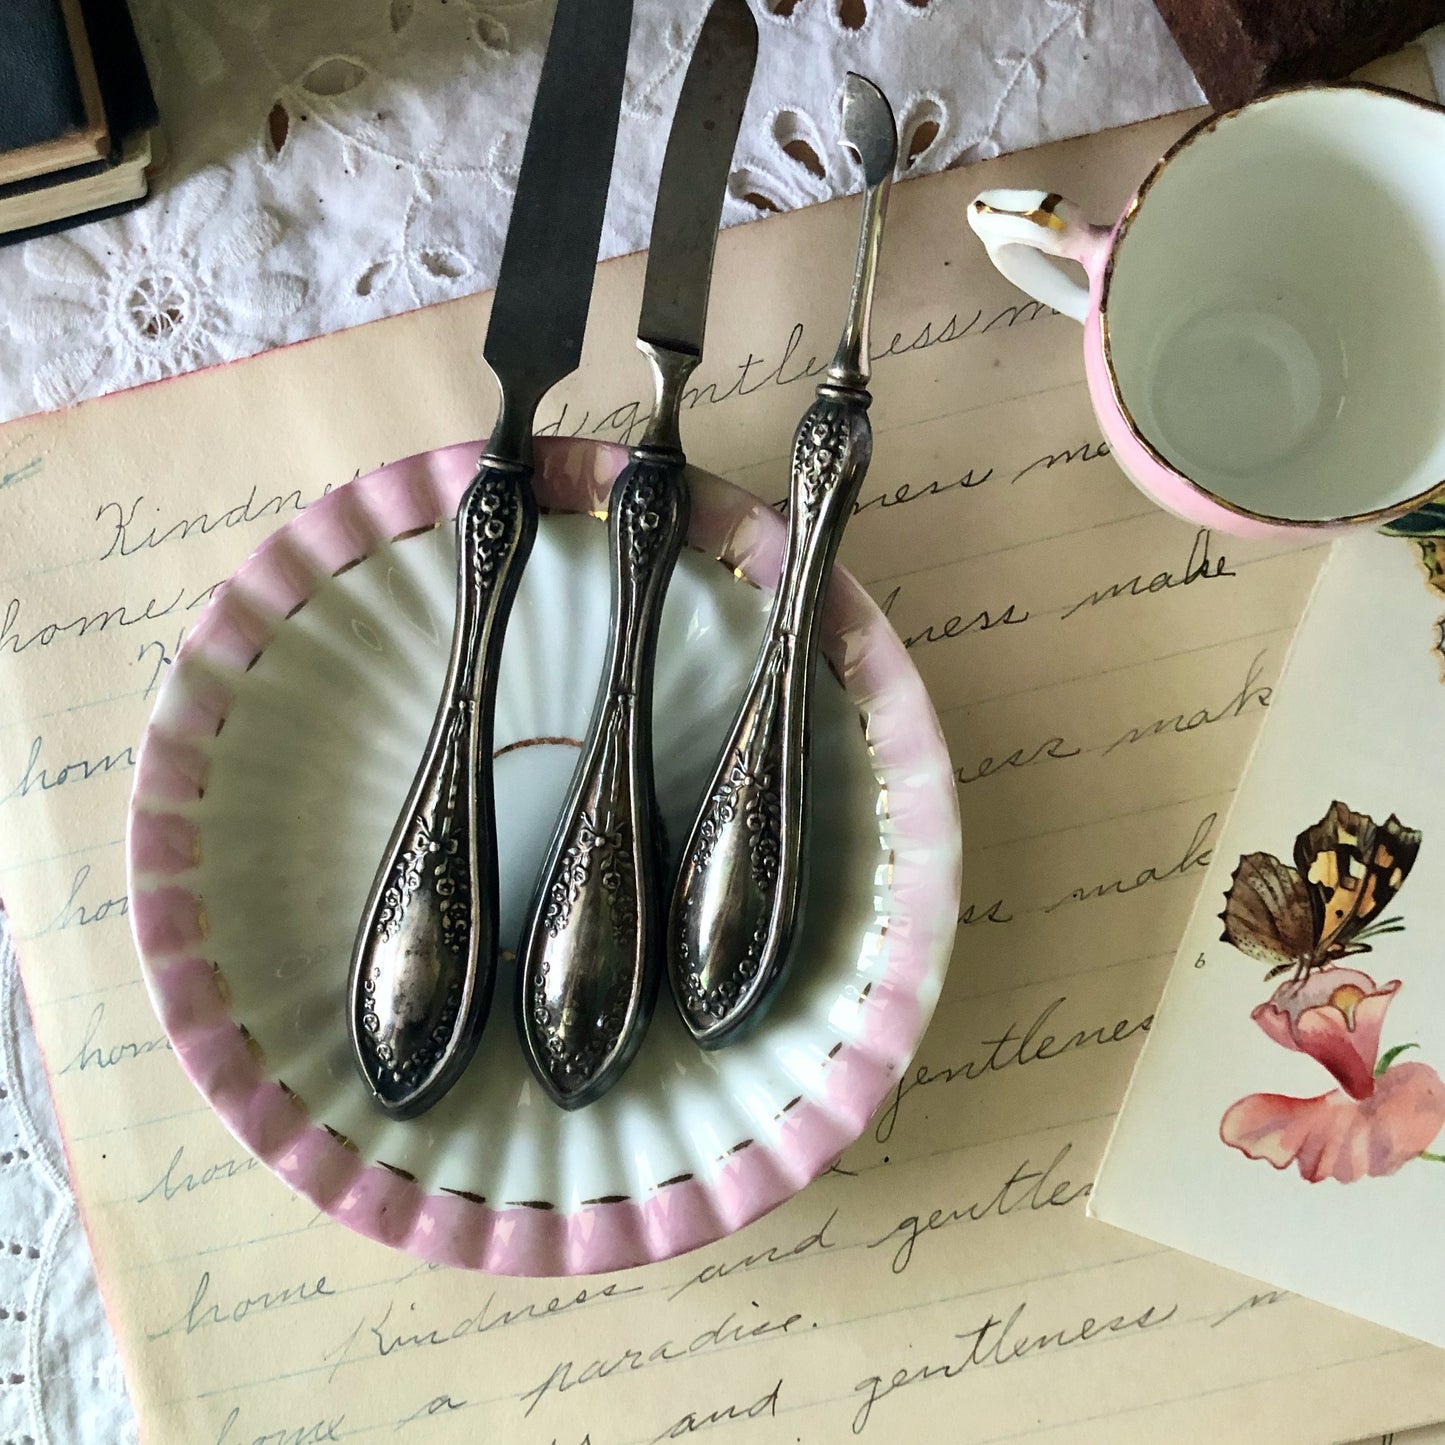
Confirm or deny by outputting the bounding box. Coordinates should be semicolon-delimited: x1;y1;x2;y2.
1221;967;1445;1182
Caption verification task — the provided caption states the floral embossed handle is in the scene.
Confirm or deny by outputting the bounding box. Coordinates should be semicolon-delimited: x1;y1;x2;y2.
668;394;873;1045
348;460;537;1118
516;453;687;1107
667;73;894;1046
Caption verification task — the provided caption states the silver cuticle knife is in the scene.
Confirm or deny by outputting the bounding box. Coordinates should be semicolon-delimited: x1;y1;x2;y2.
348;0;636;1119
516;0;759;1109
667;74;898;1048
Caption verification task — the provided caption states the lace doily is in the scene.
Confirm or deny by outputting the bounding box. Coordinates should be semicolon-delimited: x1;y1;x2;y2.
0;0;1208;422
1;937;136;1445
0;1;1437;1439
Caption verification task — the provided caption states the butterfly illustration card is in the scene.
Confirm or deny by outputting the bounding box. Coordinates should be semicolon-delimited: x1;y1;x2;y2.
1091;522;1445;1348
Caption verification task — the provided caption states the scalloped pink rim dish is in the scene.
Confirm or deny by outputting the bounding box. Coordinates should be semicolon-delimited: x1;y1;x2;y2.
126;437;960;1276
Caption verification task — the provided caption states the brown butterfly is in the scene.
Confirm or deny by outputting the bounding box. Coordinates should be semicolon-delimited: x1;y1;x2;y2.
1220;801;1422;982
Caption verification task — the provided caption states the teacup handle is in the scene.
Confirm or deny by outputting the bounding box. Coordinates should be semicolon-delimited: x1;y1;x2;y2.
967;189;1110;324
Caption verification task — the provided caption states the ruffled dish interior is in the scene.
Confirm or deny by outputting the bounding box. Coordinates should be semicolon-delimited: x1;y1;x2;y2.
182;496;889;1207
130;440;959;1270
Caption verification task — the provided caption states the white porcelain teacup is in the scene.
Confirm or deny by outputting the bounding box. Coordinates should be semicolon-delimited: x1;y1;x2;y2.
968;83;1445;538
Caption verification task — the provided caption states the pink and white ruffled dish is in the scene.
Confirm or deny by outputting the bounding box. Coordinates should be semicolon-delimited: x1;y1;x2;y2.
125;438;960;1276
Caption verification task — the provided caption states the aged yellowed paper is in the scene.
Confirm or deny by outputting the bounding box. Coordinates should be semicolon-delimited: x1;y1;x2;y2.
1;52;1442;1445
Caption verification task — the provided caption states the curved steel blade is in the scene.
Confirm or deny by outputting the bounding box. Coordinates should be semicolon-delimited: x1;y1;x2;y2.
840;72;897;186
637;0;759;358
483;0;634;434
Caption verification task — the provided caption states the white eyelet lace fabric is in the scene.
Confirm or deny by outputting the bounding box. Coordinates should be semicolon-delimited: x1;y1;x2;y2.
0;2;1441;1439
0;0;1213;422
0;936;137;1445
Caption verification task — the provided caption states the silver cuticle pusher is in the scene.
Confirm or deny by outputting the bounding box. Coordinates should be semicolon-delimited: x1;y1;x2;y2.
667;74;898;1048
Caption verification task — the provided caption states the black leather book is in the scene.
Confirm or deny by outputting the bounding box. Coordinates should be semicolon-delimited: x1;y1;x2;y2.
0;189;146;246
0;0;158;238
0;0;110;184
78;0;157;144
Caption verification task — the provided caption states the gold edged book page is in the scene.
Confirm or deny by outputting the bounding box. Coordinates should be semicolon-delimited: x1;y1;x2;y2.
1;47;1442;1445
0;129;151;234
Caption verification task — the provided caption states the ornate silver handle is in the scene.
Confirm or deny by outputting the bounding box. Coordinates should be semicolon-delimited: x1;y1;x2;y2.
348;460;537;1118
668;391;872;1046
516;453;688;1107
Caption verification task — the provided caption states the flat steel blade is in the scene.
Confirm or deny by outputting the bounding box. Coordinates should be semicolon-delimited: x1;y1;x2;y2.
637;0;758;358
483;0;634;433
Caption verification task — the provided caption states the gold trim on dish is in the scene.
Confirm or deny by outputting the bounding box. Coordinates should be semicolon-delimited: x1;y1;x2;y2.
392;521;443;543
491;734;583;760
1098;80;1445;530
440;1186;487;1204
323;1124;358;1152
971;192;1068;233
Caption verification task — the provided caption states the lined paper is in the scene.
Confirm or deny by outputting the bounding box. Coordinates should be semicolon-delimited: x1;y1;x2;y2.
2;52;1444;1444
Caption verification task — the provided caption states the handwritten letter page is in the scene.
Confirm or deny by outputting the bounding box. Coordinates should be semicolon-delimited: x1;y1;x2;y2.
2;57;1443;1445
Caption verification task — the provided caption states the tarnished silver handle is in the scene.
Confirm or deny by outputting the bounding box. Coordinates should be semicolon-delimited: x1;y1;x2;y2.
517;453;688;1107
348;459;537;1118
668;390;872;1046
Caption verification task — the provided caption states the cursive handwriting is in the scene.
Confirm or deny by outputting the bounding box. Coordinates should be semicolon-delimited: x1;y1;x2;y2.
873;297;1056;360
136;1143;260;1204
855;467;993;516
852;1298;1177;1433
538;300;1060;460
873;1000;1151;1144
959;898;1013;926
520;1309;803;1418
1211;1287;1290;1328
137;628;185;699
395;1394;466;1428
96;485;316;562
867;1143;1091;1275
539;320;825;445
40;865;129;936
0;580;220;656
956;650;1272;799
151;1269;334;1339
213;1407;345;1445
59;1000;166;1075
956;734;1080;787
1011;438;1110;485
853;438;1109;518
678;321;823;408
667;1211;836;1301
372;1281;642;1357
1060;528;1235;621
1043;811;1215;913
652;1378;782;1442
1;733;134;805
901;600;1030;650
321;1280;643;1381
1103;648;1271;755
